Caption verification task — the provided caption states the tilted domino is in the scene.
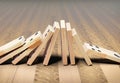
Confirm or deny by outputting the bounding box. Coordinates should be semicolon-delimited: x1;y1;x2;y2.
12;32;43;65
83;43;120;63
27;25;54;65
72;28;92;66
43;21;60;65
0;36;25;56
66;22;75;65
0;31;42;64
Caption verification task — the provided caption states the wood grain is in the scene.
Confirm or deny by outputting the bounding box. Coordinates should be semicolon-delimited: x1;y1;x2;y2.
58;61;81;83
0;0;120;83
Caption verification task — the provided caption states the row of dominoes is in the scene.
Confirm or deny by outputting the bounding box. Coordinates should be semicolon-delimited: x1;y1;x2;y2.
0;20;120;66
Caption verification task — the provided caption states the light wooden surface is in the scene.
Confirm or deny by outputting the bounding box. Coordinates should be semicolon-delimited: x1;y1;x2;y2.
58;62;81;83
0;0;120;83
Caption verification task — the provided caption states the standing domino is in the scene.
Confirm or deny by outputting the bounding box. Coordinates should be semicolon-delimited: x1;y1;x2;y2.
60;20;68;65
66;23;75;65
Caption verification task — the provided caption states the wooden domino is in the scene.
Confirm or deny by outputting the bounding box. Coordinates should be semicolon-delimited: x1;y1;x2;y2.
12;38;41;65
0;36;25;56
27;25;54;65
0;31;42;64
72;28;92;66
43;21;60;65
60;20;68;65
66;22;75;65
83;43;120;63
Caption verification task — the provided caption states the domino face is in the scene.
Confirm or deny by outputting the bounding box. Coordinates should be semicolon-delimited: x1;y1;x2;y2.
42;25;54;39
12;35;42;65
72;28;77;36
27;25;54;65
60;20;66;28
84;43;120;62
53;21;60;29
25;31;42;46
66;22;71;31
0;31;42;64
0;36;25;56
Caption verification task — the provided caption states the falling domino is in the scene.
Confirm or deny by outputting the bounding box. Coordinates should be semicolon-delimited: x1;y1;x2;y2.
0;31;42;64
72;28;92;66
27;25;54;65
0;36;25;56
1;20;119;66
66;23;75;65
60;20;68;65
43;21;60;65
12;36;42;64
83;43;120;63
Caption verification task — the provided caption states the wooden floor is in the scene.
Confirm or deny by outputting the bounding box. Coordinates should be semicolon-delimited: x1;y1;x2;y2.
0;0;120;83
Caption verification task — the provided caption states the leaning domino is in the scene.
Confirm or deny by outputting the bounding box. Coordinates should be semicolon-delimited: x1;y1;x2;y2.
83;43;120;63
0;36;25;56
0;31;42;64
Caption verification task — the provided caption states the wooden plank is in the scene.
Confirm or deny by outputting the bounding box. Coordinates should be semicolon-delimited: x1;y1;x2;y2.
58;61;81;83
83;43;120;63
0;65;18;83
13;64;36;83
0;31;42;64
12;40;41;65
72;28;92;66
100;64;120;83
43;21;60;65
60;20;68;65
27;25;54;65
34;63;59;83
66;22;75;65
77;61;108;83
0;36;25;56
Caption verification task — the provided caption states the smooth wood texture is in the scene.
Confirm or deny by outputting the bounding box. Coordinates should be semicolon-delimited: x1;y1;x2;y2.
27;25;54;65
60;20;68;65
0;0;120;83
58;62;81;83
43;22;60;65
77;61;108;83
66;23;75;65
100;64;120;83
0;36;25;56
72;28;92;65
0;65;18;83
12;64;36;83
